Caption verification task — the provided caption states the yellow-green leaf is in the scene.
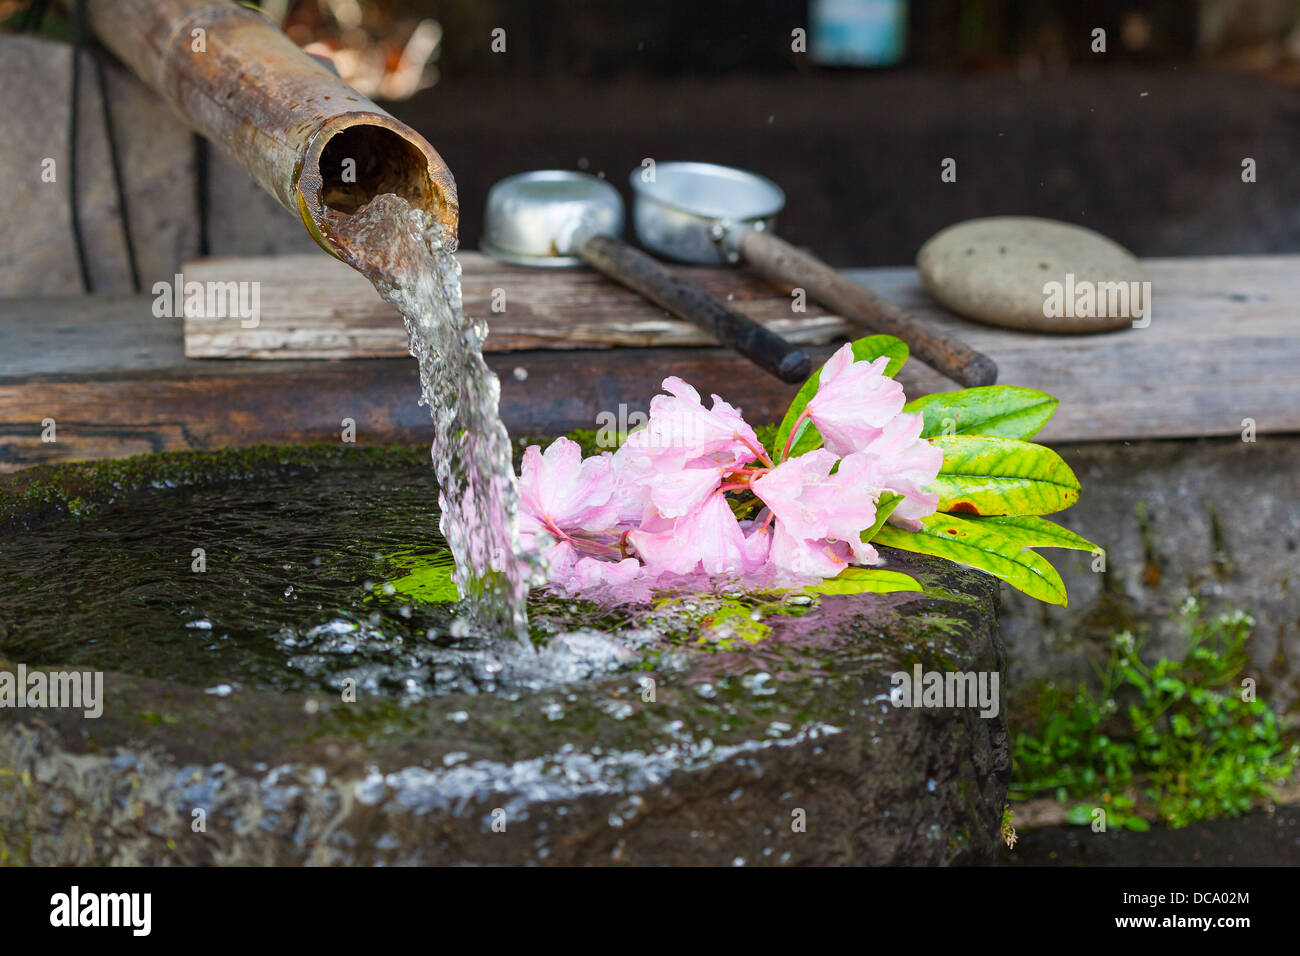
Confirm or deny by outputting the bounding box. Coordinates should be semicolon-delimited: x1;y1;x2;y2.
904;386;1059;440
930;434;1081;516
874;514;1069;606
861;491;903;543
375;549;458;604
804;567;923;596
969;515;1098;552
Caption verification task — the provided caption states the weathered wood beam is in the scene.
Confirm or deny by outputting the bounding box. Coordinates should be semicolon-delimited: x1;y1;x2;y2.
179;251;845;357
2;255;1297;470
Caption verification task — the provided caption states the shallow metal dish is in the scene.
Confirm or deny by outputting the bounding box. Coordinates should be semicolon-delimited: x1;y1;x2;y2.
481;170;624;267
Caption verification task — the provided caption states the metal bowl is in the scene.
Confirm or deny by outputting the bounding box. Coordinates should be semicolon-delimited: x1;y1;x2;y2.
480;170;624;267
628;161;786;265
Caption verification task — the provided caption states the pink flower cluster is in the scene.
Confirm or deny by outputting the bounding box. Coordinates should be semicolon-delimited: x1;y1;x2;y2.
516;344;943;597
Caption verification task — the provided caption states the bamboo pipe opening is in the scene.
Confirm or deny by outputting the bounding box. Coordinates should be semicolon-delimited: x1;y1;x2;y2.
316;125;435;215
295;112;458;255
71;0;459;258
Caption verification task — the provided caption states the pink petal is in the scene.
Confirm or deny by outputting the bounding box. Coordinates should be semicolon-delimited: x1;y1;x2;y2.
750;449;838;541
805;349;905;456
769;523;851;580
630;494;751;577
647;464;725;519
517;437;621;535
852;414;943;526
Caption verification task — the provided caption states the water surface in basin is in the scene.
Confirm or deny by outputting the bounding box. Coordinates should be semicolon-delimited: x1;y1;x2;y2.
3;449;932;703
0;454;654;700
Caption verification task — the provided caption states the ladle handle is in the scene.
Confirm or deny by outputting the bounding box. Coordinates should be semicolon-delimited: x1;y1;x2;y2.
579;234;811;383
737;230;998;388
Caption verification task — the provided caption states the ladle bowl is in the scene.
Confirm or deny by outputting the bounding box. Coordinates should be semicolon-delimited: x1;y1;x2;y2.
481;170;810;382
631;162;784;266
481;170;624;267
629;161;999;388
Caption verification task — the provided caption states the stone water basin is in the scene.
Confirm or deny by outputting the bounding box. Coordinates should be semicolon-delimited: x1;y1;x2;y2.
0;445;1007;865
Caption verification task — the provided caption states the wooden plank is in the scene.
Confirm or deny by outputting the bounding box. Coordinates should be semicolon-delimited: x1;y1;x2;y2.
0;345;811;473
181;251;850;357
841;256;1300;441
3;254;1298;470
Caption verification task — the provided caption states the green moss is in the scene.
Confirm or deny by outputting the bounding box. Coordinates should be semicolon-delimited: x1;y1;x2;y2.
310;698;432;747
1134;499;1163;589
373;549;460;605
0;767;34;867
0;443;429;528
754;422;780;454
1206;501;1235;580
514;429;607;458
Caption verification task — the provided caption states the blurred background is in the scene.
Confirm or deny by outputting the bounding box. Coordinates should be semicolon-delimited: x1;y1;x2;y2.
2;0;1299;289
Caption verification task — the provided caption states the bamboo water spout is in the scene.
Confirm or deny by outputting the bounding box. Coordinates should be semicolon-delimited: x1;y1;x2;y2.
74;0;458;263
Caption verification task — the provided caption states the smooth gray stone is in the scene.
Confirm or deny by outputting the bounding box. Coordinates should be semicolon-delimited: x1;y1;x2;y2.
918;216;1148;333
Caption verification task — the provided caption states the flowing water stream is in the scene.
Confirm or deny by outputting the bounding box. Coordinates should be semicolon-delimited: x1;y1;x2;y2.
325;194;539;643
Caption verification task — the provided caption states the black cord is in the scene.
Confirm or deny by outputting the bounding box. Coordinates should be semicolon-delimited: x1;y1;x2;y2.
60;0;143;293
95;52;142;291
195;134;211;257
68;0;93;292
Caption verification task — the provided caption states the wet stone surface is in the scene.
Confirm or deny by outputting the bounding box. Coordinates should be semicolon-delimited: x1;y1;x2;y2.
998;436;1300;726
0;446;1006;865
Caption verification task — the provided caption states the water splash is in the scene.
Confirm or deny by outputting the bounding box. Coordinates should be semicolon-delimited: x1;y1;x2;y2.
325;194;538;643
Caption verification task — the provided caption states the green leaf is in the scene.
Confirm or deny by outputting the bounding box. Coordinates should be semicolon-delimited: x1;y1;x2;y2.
1066;804;1094;826
904;386;1059;440
969;515;1098;552
930;434;1081;516
375;549;459;604
803;567;923;596
874;514;1069;606
861;491;903;543
772;335;908;462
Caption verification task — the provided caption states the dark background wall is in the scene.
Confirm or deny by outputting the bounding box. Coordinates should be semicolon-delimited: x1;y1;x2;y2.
369;0;1300;264
2;0;1297;291
388;67;1300;267
379;0;1205;80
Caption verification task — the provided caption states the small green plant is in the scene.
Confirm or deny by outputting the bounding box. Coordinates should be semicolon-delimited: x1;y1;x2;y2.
1012;598;1297;830
1000;803;1018;848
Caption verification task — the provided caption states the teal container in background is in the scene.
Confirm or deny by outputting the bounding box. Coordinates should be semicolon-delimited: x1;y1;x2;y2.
810;0;909;67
